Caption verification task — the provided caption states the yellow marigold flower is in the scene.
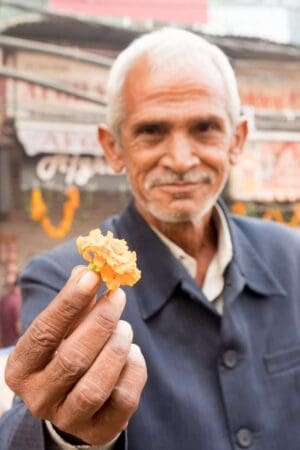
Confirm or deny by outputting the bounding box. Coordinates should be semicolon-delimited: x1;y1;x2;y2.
76;229;141;290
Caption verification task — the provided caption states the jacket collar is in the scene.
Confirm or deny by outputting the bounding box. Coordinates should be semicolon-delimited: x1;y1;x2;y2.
115;199;286;320
219;200;287;299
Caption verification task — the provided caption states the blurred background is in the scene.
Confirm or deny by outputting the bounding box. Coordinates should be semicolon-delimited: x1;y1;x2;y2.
0;0;300;359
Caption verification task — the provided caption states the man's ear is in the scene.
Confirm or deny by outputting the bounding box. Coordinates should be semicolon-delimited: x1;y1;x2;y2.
229;118;248;166
98;124;125;173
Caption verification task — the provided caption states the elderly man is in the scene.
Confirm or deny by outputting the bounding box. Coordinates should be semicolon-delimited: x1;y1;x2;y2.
1;27;300;450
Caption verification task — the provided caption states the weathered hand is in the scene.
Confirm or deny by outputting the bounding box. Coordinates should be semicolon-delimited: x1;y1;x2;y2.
5;266;147;445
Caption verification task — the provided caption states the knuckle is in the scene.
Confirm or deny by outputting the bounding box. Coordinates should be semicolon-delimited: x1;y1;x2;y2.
29;319;59;349
77;380;109;408
94;310;117;335
56;292;87;316
4;352;23;393
109;342;130;361
24;393;49;418
4;359;21;392
56;348;90;379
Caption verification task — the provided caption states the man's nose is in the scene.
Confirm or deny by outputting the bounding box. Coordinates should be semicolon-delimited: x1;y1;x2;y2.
162;133;199;173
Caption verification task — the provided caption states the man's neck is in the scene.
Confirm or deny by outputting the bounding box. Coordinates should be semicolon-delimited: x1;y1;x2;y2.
136;202;218;260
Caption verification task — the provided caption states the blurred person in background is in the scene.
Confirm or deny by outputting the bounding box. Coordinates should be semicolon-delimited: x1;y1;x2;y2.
0;279;21;348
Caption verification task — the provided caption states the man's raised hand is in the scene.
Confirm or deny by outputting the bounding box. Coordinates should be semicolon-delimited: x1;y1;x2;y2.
5;266;147;445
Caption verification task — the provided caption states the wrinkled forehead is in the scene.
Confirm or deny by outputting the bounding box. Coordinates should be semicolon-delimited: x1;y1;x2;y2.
122;52;227;111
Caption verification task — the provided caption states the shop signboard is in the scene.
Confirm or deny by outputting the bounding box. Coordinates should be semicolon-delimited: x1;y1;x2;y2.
18;121;127;191
16;121;100;156
50;0;207;24
228;133;300;202
235;60;300;112
6;51;108;121
21;152;127;192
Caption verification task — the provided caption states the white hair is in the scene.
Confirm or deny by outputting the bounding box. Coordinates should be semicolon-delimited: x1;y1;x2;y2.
106;27;241;141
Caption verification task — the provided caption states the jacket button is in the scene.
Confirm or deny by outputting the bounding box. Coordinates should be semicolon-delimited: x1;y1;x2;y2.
222;349;238;369
236;428;253;448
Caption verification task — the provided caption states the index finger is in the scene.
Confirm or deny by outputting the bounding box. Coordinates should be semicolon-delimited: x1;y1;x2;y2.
8;267;101;376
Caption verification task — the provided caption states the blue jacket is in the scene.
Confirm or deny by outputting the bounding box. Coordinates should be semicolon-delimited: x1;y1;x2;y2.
1;200;300;450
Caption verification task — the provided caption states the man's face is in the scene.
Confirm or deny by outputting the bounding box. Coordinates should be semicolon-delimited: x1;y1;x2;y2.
103;55;245;225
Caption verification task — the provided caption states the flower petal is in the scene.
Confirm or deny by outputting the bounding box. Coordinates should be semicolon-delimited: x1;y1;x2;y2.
76;229;141;290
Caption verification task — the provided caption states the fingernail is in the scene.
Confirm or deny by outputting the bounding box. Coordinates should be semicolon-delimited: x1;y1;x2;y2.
107;288;126;308
77;270;100;294
115;320;133;339
71;265;86;277
129;344;143;360
131;343;141;353
112;321;133;348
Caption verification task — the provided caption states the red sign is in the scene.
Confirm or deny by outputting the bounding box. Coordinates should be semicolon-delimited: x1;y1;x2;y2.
50;0;207;24
239;86;300;111
235;61;300;112
229;139;300;202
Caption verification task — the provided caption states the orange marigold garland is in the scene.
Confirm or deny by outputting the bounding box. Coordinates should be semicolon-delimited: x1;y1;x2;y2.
230;201;300;228
30;187;80;239
288;203;300;228
231;201;248;216
262;207;284;224
30;188;47;221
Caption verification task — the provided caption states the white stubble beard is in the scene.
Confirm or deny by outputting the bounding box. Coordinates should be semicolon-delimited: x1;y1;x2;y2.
127;169;227;225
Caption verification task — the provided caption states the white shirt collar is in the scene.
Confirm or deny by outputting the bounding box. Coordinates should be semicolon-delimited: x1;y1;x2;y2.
151;204;233;303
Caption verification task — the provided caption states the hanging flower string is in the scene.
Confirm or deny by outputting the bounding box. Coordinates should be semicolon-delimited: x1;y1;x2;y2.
30;187;80;239
231;201;300;228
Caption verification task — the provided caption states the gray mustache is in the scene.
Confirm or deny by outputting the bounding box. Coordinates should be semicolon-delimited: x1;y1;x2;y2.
145;171;215;190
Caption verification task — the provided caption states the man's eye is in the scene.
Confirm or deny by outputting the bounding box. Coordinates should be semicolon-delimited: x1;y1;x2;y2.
138;124;164;136
194;121;220;133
